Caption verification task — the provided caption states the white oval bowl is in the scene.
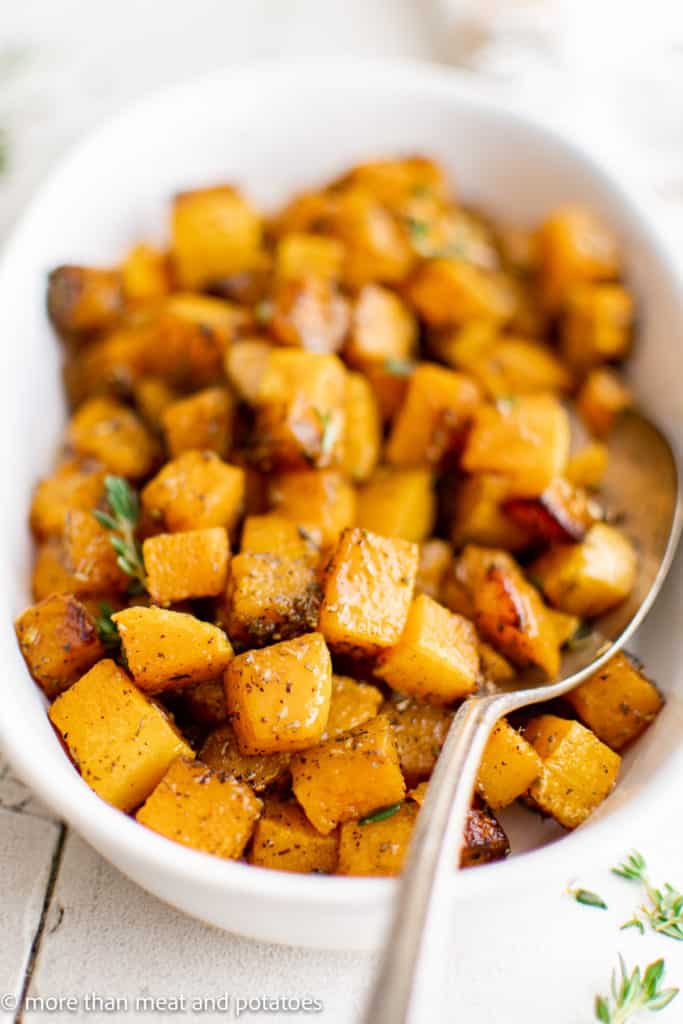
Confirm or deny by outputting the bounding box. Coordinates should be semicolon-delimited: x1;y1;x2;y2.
1;59;682;951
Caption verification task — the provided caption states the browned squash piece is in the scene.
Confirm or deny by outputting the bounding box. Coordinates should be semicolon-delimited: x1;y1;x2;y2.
49;659;194;811
342;156;450;213
64;324;156;403
47;265;122;337
577;367;632;436
291;714;405;835
356;468;435;543
327;187;414;291
503;477;600;546
240;513;321;561
179;679;227;727
322;675;383;740
531;523;637;618
406;258;516;327
133;377;178;430
462;395;570;498
342;371;382;482
450;334;572;399
271;188;337;238
15;593;104;698
63;508;129;594
224;338;272;403
565;442;608;490
319;527;418;655
538;205;620;312
31;540;88;601
155;293;249;388
386;362;481;467
275;232;345;282
344;284;417;370
161;387;235;459
382;697;453;785
415;538;452;600
524;714;621;828
227;552;321;647
375;594;479;703
121;244;170;304
337;802;417;877
476;719;543;809
142;451;245;533
143;527;230;605
226;632;332;755
249;798;338;874
452;474;529;552
478;643;516;685
460;800;511;867
200;724;290;791
270;275;350;354
268;470;355;549
566;651;663;751
30;462;106;539
112;606;233;694
172;185;264;289
67;397;160;479
136;758;262;859
561;283;633;371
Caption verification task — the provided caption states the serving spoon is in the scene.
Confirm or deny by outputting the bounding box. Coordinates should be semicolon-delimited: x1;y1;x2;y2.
365;409;682;1024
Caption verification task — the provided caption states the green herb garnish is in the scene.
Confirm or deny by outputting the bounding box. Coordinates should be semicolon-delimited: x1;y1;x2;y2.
92;476;146;590
313;408;339;458
384;357;414;378
94;602;120;654
612;852;683;941
406;217;429;243
594;956;678;1022
568;886;608;910
359;803;403;826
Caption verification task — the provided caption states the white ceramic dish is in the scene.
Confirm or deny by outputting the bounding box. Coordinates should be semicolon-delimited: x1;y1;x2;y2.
1;59;682;951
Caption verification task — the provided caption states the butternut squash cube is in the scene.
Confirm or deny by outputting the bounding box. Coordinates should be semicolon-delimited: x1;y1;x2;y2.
452;335;571;399
328;187;414;290
476;719;543;809
375;594;479;703
452;473;529;551
142;451;245;532
577;367;632;436
387;363;481;467
407;258;516;327
382;697;453;784
343;156;449;213
224;338;272;402
248;798;338;874
270;276;350;354
337;802;417;877
136;758;261;859
200;724;290;791
67;397;159;479
524;714;621;828
416;538;452;600
15;593;104;698
566;651;663;751
538;205;619;312
561;283;633;371
172;185;264;289
31;540;85;600
240;513;320;561
408;787;511;867
342;371;381;482
462;395;570;498
112;606;233;693
143;527;230;605
227;552;321;646
345;284;417;369
133;377;178;430
322;675;383;740
268;470;355;548
49;659;194;811
159;293;249;386
478;643;516;685
161;387;234;458
547;608;581;648
121;244;170;304
63;508;128;593
566;442;608;490
356;468;436;543
47;265;122;336
364;362;411;423
531;523;637;618
226;632;332;755
30;463;106;539
275;232;345;282
503;476;600;546
291;714;405;834
319;527;418;654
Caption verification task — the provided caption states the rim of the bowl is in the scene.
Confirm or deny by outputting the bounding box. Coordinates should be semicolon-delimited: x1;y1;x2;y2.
1;56;682;915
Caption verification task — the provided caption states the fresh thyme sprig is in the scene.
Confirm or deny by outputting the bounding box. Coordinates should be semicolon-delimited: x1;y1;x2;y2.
568;886;608;910
612;852;683;941
92;476;146;591
595;956;678;1022
359;802;403;826
94;602;121;654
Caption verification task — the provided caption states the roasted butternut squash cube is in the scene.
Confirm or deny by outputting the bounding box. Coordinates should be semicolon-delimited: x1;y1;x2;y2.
356;468;436;543
30;462;106;539
342;371;381;482
253;350;346;469
142;451;245;532
416;539;452;600
452;474;529;551
322;675;383;740
240;513;320;560
275;232;345;281
364;362;412;423
47;265;122;336
161;387;234;458
248;798;338;874
200;724;290;791
291;714;405;835
319;527;418;654
112;606;233;693
224;338;272;403
136;757;261;859
158;292;249;386
382;697;453;784
538;205;620;312
407;786;511;867
49;659;193;811
566;651;663;751
462;395;570;498
268;470;355;548
337;802;417;877
345;284;417;369
67;397;159;479
63;508;129;593
272;188;337;238
375;595;479;703
456;336;572;399
15;593;104;699
561;283;633;371
64;324;155;403
524;714;621;828
31;540;85;600
478;643;516;685
227;552;321;646
476;719;543;809
226;632;332;755
577;367;632;436
133;377;178;430
143;527;230;605
473;562;561;678
566;442;608;490
387;363;481;467
328;187;414;290
407;258;516;327
343;156;449;213
172;185;264;289
270;276;350;354
121;244;170;304
531;523;637;618
503;477;600;546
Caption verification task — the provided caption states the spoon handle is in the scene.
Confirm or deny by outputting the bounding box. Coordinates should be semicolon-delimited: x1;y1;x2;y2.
363;693;503;1024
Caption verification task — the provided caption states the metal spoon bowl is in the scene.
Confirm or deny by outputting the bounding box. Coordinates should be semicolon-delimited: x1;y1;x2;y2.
366;409;682;1024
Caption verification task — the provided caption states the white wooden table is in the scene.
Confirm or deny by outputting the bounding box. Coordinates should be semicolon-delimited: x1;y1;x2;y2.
2;4;683;1021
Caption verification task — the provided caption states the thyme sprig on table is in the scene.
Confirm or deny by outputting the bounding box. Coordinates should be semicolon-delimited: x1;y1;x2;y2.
568;886;608;911
92;475;146;592
595;957;678;1022
612;852;683;941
